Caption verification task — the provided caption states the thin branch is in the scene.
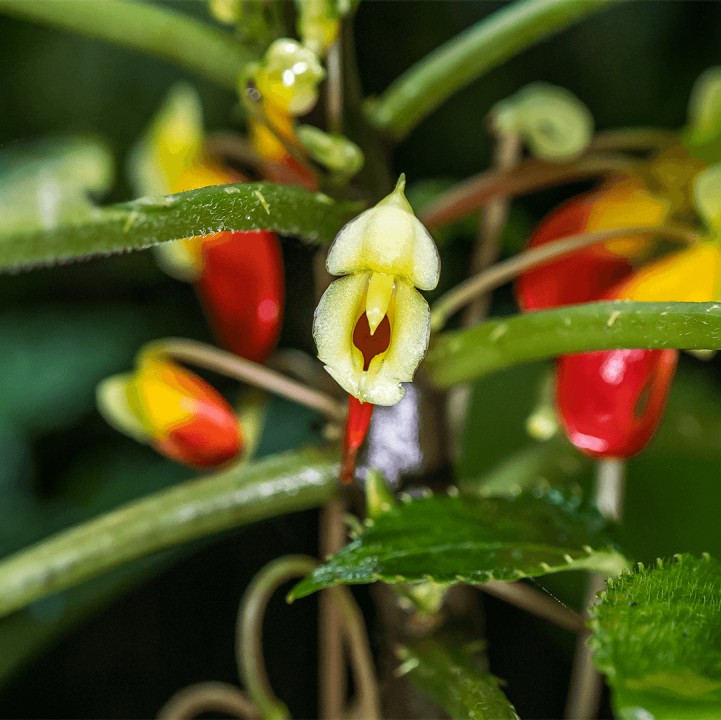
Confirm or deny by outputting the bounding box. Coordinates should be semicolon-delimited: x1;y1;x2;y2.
157;682;259;720
430;224;701;332
319;499;347;720
565;458;625;720
588;128;680;154
419;153;640;230
325;39;344;135
463;130;521;326
236;555;381;720
147;338;346;423
478;580;587;635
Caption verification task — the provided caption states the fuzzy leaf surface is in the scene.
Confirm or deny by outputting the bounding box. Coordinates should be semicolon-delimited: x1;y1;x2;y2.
289;493;625;600
589;554;721;720
0;183;361;271
398;638;519;720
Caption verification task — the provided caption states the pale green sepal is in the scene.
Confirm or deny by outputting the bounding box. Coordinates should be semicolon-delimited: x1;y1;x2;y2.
685;66;721;149
96;373;151;445
365;467;396;517
0;136;114;237
493;82;593;162
235;387;269;461
326;175;441;291
693;163;721;231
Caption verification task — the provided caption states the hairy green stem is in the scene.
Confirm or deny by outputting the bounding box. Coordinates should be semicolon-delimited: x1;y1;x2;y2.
365;0;627;139
0;0;255;89
426;301;721;387
0;447;338;620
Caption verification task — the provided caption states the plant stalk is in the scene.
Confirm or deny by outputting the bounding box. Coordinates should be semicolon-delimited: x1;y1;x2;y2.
430;224;700;332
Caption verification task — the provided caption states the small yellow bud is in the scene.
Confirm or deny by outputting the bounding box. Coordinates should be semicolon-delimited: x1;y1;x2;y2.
254;39;326;117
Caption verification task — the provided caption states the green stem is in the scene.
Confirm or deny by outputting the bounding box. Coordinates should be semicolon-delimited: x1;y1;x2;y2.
365;0;627;139
0;0;255;89
425;300;721;387
0;182;362;272
0;447;338;620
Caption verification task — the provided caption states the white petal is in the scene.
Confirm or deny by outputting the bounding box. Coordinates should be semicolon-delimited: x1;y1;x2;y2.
313;273;368;398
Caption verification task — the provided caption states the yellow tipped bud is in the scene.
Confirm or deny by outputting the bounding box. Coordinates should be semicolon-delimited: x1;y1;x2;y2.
366;272;395;335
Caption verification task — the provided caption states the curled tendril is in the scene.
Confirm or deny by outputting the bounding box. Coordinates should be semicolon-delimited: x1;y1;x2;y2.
236;555;381;720
158;681;259;719
492;82;593;162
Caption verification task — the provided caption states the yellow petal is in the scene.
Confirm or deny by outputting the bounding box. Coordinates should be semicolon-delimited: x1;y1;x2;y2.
615;241;721;302
313;274;431;405
587;178;670;257
128;83;205;198
326;177;440;290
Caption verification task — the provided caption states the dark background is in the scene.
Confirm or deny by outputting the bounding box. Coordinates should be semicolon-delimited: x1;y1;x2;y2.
0;2;719;717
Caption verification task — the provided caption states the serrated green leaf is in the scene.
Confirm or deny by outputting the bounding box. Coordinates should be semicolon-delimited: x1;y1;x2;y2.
0;183;362;271
397;638;519;720
289;493;626;600
589;554;721;720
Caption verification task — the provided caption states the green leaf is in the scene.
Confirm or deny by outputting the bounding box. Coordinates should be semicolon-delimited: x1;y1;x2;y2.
0;446;339;620
365;0;626;139
0;183;362;271
426;301;721;388
288;492;626;600
0;0;257;90
589;554;721;720
397;638;519;720
0;136;114;238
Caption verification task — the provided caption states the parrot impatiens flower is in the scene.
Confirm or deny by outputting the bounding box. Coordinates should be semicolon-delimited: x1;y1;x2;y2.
314;175;440;406
314;176;440;482
97;358;243;468
516;175;711;459
130;84;284;364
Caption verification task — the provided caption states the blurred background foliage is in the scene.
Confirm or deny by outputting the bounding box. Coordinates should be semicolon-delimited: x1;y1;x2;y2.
0;2;720;718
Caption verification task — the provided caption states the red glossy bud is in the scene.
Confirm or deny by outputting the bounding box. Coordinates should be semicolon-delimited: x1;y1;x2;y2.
516;192;634;311
555;348;677;458
196;229;284;363
340;394;374;484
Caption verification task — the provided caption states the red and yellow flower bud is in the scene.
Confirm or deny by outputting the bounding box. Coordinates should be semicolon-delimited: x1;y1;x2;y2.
555;241;721;458
97;358;243;468
131;84;285;364
516;177;670;311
